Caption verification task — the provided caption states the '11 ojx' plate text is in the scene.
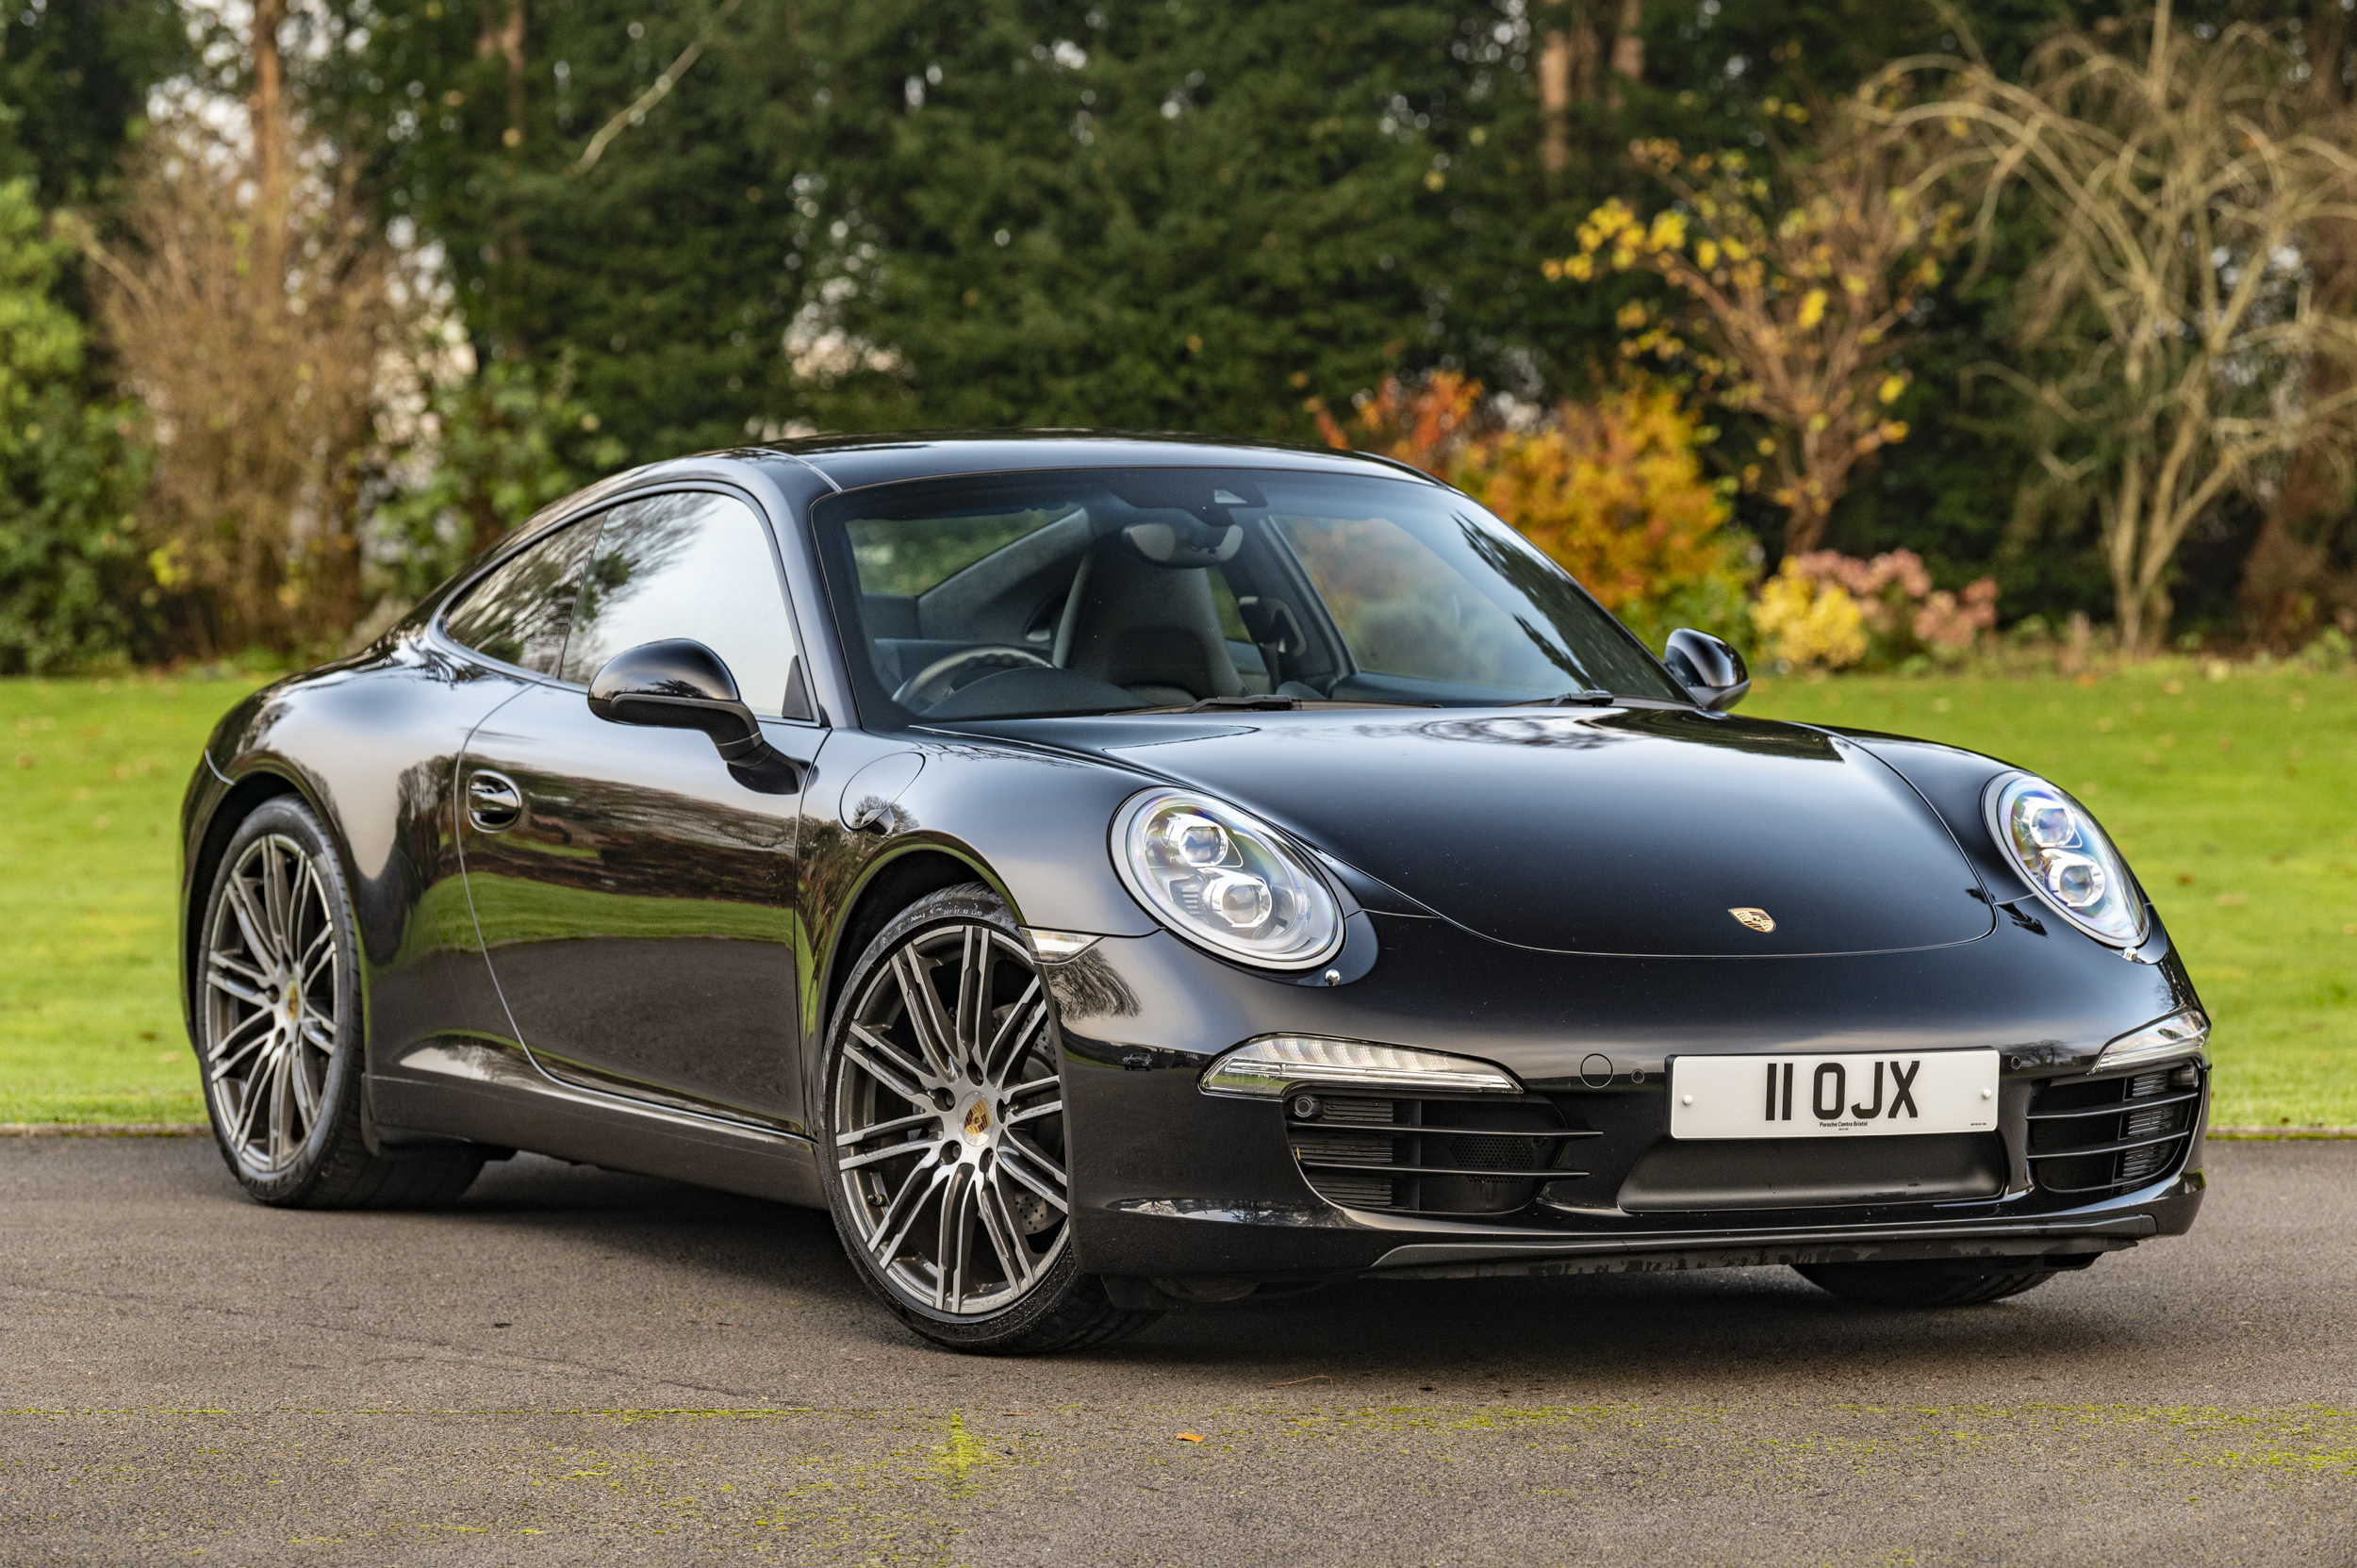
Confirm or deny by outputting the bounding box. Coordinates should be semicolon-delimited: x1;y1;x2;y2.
1669;1049;2001;1140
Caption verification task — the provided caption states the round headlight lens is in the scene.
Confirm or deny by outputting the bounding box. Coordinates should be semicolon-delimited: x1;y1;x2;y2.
1113;789;1343;969
1988;773;2146;945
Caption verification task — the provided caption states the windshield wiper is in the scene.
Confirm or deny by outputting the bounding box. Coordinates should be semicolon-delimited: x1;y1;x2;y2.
1134;694;1438;714
1181;695;1301;712
1511;689;1618;707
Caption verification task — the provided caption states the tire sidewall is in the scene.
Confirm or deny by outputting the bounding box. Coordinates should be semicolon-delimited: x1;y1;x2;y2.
816;883;1088;1350
197;795;366;1204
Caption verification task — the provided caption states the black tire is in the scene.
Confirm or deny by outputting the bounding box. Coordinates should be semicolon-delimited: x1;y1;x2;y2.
194;796;484;1209
817;883;1158;1355
1794;1260;2067;1308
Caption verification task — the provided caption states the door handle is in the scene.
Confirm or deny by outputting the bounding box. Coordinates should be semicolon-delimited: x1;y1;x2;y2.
466;769;523;832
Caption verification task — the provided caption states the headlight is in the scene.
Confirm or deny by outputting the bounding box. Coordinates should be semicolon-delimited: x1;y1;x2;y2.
1113;788;1343;969
1986;772;2147;946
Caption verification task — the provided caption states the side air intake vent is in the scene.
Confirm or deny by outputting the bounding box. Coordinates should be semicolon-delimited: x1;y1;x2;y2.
2027;1060;2203;1197
1287;1094;1599;1215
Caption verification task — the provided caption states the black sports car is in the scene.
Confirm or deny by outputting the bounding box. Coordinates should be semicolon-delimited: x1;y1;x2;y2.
181;435;2210;1352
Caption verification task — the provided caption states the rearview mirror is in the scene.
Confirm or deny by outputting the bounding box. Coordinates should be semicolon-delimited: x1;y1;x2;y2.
1663;628;1751;712
587;639;800;792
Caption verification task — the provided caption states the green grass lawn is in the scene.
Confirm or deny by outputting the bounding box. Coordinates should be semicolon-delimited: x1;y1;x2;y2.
2;664;2349;1128
1;673;263;1124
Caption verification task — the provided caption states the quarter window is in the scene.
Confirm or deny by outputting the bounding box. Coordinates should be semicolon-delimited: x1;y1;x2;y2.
440;519;598;675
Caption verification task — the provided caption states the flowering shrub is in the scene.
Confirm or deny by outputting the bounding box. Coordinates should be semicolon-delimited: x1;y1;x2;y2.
1321;373;1756;654
1776;549;1999;667
1752;561;1870;670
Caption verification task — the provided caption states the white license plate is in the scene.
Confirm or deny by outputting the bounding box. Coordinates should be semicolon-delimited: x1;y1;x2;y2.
1670;1050;2001;1139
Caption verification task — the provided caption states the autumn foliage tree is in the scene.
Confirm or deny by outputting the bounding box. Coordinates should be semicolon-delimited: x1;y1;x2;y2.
1549;107;1966;554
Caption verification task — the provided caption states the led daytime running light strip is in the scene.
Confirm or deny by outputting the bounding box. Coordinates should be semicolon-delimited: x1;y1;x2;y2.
1200;1035;1522;1099
2095;1008;2209;1071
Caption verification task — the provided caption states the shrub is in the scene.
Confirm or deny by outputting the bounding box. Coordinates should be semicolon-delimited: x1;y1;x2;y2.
1776;548;1998;668
364;354;623;619
1752;561;1870;671
0;178;152;672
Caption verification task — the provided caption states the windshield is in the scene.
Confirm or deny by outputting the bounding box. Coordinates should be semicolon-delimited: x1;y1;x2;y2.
813;467;1688;722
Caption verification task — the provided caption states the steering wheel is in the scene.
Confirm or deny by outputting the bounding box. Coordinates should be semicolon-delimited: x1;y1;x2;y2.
892;645;1056;711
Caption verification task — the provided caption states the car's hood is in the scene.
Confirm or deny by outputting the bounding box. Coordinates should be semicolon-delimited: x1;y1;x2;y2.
966;707;1996;957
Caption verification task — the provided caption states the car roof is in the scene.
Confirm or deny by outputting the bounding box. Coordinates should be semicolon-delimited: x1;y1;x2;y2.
734;430;1449;495
478;431;1452;573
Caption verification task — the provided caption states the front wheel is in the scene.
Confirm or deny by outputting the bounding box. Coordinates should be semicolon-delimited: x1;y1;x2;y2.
1794;1260;2067;1308
196;797;484;1209
818;884;1157;1354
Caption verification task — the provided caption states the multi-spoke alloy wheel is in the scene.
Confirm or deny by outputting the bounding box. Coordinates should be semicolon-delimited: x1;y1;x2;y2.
821;884;1156;1353
203;832;339;1175
195;798;484;1208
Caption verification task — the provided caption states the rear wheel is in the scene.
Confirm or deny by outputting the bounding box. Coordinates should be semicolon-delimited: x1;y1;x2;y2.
818;883;1157;1354
1794;1260;2067;1308
197;797;484;1209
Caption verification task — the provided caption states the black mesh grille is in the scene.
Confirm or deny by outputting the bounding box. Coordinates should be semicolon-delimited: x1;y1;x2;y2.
1286;1095;1596;1216
2027;1060;2202;1197
1303;1172;1397;1209
1447;1132;1543;1172
1292;1130;1393;1164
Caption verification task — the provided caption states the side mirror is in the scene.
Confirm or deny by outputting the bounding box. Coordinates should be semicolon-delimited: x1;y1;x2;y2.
587;639;800;792
1663;628;1751;712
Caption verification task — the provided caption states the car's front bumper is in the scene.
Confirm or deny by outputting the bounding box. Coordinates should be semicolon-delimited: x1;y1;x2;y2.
1046;910;2207;1297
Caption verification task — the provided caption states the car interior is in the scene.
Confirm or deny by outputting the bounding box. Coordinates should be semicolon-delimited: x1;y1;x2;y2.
837;472;1665;719
856;504;1298;718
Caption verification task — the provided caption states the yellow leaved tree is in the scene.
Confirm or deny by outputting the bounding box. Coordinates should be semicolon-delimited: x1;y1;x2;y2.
1548;107;1965;553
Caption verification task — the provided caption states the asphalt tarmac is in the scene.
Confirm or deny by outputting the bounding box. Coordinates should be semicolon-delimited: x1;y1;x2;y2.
0;1136;2349;1566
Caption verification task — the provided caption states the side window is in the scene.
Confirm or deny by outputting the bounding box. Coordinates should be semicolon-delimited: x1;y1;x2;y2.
440;518;598;674
558;492;804;718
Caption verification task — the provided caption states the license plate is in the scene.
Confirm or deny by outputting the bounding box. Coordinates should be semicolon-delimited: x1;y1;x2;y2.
1669;1050;2001;1139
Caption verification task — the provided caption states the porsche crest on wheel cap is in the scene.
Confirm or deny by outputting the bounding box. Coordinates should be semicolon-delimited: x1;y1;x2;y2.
1729;907;1776;933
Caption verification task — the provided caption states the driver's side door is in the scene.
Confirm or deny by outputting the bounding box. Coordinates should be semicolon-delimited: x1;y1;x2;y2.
456;488;824;1133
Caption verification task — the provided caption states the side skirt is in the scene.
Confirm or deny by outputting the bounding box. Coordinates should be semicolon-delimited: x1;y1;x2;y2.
370;1036;824;1208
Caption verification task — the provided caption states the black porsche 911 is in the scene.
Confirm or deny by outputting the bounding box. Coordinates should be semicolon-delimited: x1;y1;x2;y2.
181;434;2209;1352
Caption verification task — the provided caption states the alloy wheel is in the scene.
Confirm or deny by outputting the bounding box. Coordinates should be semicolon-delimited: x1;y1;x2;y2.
201;833;340;1175
831;920;1069;1316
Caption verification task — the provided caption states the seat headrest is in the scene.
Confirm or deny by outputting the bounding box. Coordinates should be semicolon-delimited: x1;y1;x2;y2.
1121;520;1243;568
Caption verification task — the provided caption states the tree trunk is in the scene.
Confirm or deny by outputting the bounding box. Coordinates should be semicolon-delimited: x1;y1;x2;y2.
2112;575;2144;661
1606;0;1643;113
1538;10;1571;175
2106;461;2158;660
251;0;287;288
479;0;528;146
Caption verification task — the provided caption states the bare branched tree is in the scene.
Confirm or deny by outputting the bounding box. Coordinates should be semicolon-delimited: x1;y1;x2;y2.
1882;1;2357;656
85;1;395;657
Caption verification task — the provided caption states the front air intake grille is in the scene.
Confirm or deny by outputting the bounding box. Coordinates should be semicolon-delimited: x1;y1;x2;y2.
1287;1094;1599;1215
2027;1060;2203;1197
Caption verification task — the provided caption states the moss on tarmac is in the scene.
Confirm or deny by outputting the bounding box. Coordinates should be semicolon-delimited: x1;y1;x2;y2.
2;1138;2351;1562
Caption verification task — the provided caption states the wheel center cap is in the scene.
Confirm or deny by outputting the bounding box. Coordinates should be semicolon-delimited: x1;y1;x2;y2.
957;1095;993;1147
